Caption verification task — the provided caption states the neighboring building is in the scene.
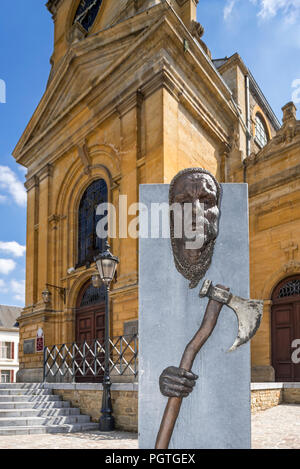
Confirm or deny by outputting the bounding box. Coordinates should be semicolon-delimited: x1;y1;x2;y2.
0;305;20;383
12;0;300;383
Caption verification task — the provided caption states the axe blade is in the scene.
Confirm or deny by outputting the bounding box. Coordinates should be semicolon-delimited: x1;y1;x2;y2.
227;295;263;352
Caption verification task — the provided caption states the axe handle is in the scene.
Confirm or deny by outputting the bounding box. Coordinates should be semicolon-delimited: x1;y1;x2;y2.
155;292;227;449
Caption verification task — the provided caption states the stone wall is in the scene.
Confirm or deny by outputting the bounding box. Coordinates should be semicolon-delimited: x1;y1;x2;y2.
283;385;300;404
251;388;282;413
45;383;138;432
251;383;300;413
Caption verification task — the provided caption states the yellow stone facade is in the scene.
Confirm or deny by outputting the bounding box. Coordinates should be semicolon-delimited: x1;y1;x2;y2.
246;102;300;381
12;0;300;382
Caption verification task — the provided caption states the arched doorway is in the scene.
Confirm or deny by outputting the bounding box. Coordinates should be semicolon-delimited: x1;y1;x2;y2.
271;276;300;382
75;281;106;382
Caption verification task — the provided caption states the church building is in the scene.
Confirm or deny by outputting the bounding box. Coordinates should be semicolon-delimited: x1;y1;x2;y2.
12;0;300;385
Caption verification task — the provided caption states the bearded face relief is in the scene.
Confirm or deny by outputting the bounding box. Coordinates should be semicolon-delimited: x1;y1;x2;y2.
169;168;221;289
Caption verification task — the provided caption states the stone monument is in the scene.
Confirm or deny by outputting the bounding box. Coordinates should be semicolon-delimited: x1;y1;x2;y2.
139;178;255;449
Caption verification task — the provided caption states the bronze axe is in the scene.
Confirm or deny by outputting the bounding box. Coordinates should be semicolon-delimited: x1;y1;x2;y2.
155;280;263;449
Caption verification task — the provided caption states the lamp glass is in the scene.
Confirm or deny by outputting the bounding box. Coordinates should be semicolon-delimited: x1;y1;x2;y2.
96;258;117;285
92;274;102;289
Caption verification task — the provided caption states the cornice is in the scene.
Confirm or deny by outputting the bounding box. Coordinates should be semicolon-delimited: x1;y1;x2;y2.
176;0;199;5
46;0;63;16
37;163;54;182
24;175;39;192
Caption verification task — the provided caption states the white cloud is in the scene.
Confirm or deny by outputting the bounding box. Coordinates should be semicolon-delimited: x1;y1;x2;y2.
0;279;8;293
0;259;16;275
0;194;7;204
224;0;239;20
225;0;300;23
0;241;26;258
0;166;26;207
292;79;300;103
18;166;27;175
256;0;300;21
10;279;25;303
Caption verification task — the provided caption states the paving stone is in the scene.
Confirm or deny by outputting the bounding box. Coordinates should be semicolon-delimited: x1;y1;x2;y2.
251;404;300;449
0;430;139;449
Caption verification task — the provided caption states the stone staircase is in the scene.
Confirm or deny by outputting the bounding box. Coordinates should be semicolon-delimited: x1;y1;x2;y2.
0;383;99;435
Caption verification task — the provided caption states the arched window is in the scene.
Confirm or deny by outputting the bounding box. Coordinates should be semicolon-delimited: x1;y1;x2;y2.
73;0;103;32
255;113;269;148
77;179;108;267
79;282;106;308
277;279;300;299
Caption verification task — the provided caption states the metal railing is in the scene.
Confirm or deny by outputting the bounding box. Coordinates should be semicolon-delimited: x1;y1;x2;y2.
43;334;138;382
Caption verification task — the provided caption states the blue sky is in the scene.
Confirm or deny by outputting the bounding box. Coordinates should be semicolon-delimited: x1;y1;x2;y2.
0;0;299;307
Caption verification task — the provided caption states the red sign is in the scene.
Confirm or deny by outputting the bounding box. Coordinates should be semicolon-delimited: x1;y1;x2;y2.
36;328;44;353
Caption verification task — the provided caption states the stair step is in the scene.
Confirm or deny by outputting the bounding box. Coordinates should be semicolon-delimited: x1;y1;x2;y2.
0;383;96;436
0;384;44;390
0;389;52;396
0;401;70;409
0;422;99;436
0;395;62;402
0;415;91;426
0;408;80;418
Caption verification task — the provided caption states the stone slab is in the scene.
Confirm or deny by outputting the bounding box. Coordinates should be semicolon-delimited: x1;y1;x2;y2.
139;183;251;449
16;368;43;383
23;340;35;355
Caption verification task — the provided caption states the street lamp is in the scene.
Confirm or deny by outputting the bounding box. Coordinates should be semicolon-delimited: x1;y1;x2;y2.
94;241;119;431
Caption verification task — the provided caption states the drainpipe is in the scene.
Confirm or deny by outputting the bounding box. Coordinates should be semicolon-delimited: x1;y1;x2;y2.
245;74;251;158
244;75;251;183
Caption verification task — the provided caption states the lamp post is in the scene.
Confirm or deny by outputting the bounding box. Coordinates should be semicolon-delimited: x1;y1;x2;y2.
94;241;119;431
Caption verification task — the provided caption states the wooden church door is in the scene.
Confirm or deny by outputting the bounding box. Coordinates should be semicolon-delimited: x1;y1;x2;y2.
75;282;106;382
272;276;300;382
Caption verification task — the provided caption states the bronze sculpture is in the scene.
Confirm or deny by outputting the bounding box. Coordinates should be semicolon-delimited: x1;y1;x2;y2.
155;168;263;449
169;168;221;289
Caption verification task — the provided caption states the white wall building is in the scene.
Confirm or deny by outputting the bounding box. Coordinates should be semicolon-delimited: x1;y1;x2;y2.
0;306;21;383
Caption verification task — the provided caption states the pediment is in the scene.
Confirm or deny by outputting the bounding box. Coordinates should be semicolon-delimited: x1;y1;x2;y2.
14;17;152;160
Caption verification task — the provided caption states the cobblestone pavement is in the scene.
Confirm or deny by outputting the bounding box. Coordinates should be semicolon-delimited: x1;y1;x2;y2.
0;430;139;450
252;404;300;449
0;405;299;449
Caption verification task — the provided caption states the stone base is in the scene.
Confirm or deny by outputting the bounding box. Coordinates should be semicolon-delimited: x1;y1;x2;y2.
16;367;44;383
251;366;275;382
110;368;138;384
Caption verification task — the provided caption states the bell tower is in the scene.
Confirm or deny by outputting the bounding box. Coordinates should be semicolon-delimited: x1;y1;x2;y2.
46;0;200;76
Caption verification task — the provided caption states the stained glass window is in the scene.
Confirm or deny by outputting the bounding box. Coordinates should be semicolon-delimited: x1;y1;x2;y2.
78;179;108;267
255;114;268;148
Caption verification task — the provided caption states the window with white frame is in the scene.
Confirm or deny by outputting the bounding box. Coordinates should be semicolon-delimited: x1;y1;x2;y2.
0;342;13;359
1;370;11;383
255;114;269;148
